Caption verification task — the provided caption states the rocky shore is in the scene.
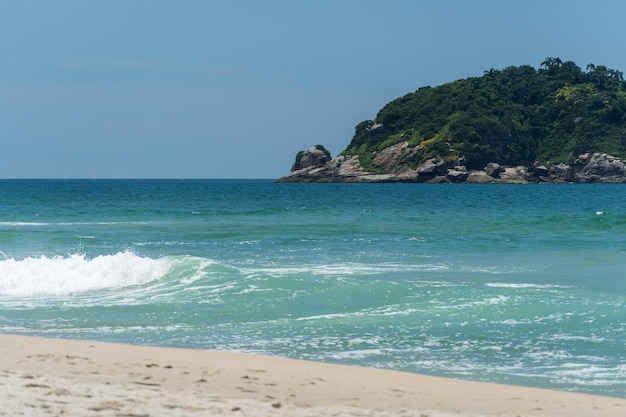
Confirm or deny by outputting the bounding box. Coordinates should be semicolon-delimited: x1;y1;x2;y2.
277;147;626;184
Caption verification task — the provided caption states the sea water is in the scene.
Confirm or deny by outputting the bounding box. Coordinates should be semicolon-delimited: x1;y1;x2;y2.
0;179;625;398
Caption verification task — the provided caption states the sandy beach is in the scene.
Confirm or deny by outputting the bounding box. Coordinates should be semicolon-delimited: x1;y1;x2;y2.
0;335;624;417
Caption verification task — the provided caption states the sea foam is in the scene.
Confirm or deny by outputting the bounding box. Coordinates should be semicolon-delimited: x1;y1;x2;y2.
0;252;171;296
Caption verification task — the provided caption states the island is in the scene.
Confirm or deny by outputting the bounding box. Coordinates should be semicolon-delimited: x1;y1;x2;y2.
277;58;626;183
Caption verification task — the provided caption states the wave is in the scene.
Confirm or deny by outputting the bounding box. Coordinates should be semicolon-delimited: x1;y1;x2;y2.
0;221;148;227
239;262;447;277
0;252;447;299
485;282;572;289
0;252;172;297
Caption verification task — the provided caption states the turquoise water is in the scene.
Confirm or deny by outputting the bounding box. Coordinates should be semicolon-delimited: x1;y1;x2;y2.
1;180;625;397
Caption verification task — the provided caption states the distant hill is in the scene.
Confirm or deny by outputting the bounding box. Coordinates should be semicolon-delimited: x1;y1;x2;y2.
279;58;626;183
346;58;626;170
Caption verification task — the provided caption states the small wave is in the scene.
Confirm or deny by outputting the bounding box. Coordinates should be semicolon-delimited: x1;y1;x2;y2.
460;265;534;274
0;221;147;227
434;295;510;311
240;262;447;277
549;363;626;387
0;222;50;226
485;282;571;289
0;252;171;296
326;348;388;360
296;312;361;321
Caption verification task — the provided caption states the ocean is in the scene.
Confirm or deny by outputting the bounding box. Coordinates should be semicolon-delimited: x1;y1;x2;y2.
1;179;625;398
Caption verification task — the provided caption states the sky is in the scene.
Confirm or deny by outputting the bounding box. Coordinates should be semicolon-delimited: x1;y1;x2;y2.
1;0;626;179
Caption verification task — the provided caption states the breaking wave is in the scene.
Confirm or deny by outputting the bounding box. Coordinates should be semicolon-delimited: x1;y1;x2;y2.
0;252;172;296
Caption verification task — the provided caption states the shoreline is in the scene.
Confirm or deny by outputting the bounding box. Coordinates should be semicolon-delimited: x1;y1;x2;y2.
1;335;625;416
277;153;626;184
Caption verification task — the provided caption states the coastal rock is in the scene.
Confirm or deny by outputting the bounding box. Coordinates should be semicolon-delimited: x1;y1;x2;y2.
466;169;498;183
372;142;409;172
484;162;503;178
548;163;575;182
277;154;368;183
531;165;550;178
499;166;527;182
416;158;448;181
575;152;592;165
446;169;469;182
291;146;332;171
577;153;626;182
277;146;626;184
332;155;370;178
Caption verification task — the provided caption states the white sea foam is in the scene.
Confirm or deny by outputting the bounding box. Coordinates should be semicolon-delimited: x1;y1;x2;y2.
0;252;171;296
326;348;388;360
551;334;607;343
435;295;510;310
485;282;571;289
550;364;626;386
296;312;360;321
460;265;536;274
240;262;447;278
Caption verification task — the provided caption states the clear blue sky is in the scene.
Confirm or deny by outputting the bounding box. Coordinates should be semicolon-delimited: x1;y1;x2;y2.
1;0;625;178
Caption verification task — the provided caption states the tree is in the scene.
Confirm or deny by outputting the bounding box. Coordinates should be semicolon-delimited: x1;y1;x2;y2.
541;57;563;71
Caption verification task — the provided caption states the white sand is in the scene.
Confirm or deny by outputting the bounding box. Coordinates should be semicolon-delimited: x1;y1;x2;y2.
1;335;625;416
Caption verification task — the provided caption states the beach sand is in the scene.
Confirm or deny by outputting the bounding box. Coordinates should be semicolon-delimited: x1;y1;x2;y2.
1;335;625;417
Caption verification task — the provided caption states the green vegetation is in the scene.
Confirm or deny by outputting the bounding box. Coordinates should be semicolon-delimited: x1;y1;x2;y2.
342;58;626;171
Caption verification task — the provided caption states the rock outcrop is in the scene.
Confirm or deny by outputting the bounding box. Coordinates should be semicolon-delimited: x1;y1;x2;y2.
291;146;332;171
484;163;503;178
277;147;626;184
576;153;626;182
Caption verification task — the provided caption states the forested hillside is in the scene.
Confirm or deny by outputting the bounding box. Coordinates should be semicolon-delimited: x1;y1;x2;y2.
343;58;626;172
